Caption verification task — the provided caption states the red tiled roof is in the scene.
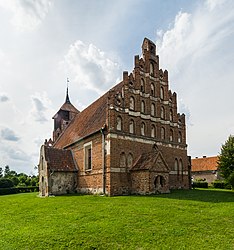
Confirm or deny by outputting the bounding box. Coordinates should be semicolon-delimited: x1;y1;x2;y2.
191;156;218;172
131;151;169;172
54;81;124;148
44;146;77;172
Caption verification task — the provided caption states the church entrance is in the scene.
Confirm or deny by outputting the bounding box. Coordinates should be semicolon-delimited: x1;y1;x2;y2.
154;175;165;193
41;176;45;196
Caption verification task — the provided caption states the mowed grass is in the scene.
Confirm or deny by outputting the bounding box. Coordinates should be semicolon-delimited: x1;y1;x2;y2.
0;189;233;250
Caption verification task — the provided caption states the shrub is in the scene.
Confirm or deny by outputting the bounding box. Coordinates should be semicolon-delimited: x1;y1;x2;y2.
0;186;39;196
192;181;208;188
212;180;232;189
0;178;14;188
0;187;18;195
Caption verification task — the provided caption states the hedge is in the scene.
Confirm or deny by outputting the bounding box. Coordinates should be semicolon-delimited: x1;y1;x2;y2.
212;181;231;189
0;186;39;195
192;181;208;188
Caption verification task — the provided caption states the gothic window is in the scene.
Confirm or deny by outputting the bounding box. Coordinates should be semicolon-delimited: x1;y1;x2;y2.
170;109;173;122
161;106;165;119
178;131;182;143
150;62;154;76
129;119;135;134
151;103;155;116
179;159;183;176
141;122;145;136
141;100;145;113
120;152;126;168
151;83;155;96
174;158;178;172
117;116;122;131
84;142;92;171
127;153;133;169
170;129;173;142
141;79;145;93
160;87;164;99
129;96;135;111
161;127;165;140
151;125;156;138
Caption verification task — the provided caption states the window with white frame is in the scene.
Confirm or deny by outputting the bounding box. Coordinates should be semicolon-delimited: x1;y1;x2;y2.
84;142;92;171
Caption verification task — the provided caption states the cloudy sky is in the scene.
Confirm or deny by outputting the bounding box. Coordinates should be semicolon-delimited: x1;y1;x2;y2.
0;0;233;174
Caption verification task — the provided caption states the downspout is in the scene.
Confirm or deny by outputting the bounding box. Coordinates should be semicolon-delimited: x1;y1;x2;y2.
100;127;106;195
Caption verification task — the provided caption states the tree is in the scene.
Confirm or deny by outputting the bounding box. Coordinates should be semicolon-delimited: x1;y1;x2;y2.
0;167;3;178
218;135;234;181
4;165;10;177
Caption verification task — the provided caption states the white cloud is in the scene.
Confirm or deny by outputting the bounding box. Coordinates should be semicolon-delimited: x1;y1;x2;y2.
0;0;53;31
62;40;122;95
156;0;234;157
1;127;20;141
29;92;52;123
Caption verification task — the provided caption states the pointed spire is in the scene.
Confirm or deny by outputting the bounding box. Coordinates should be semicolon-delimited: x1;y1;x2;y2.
65;78;71;104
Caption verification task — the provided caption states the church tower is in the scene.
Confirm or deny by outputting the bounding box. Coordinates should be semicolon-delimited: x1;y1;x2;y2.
52;87;80;142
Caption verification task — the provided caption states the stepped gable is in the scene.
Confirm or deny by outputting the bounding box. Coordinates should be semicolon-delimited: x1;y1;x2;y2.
44;146;77;172
191;156;218;171
54;81;124;149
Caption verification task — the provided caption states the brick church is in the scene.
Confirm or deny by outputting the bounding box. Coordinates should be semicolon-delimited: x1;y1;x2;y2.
39;38;191;196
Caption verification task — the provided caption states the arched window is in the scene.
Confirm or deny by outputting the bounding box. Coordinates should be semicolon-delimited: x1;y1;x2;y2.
161;106;165;119
141;79;145;93
161;127;165;140
141;100;145;113
179;159;183;176
169;109;173;122
141;122;145;136
160;87;164;99
151;83;155;96
178;131;182;143
170;129;173;142
151;103;155;116
174;159;178;172
117;116;122;131
151;125;156;137
127;153;133;169
129;119;135;134
150;62;154;76
120;152;126;168
129;96;135;110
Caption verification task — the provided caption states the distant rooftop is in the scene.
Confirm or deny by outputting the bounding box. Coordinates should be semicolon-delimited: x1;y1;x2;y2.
191;156;218;172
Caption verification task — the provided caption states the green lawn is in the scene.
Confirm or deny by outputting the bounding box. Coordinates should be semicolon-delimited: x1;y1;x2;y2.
0;189;233;250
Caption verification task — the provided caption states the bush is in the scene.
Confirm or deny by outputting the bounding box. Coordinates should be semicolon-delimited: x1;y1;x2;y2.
212;180;232;189
192;181;208;188
0;187;18;195
0;178;14;188
0;186;39;196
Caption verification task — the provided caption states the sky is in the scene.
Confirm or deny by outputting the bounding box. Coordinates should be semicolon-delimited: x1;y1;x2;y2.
0;0;233;174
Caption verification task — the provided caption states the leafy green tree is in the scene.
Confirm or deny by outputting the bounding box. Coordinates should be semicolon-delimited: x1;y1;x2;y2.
4;165;10;177
218;135;234;182
0;167;3;178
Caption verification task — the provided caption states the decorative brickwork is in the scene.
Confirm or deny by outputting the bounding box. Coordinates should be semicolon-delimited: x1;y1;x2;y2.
39;38;191;196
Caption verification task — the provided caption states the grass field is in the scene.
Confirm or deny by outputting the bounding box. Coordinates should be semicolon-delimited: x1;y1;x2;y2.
0;189;233;250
